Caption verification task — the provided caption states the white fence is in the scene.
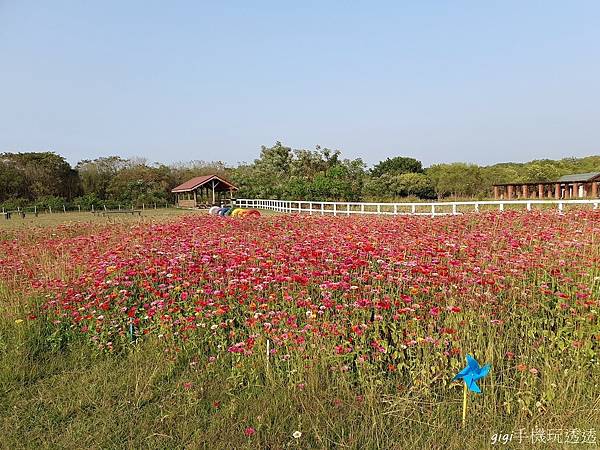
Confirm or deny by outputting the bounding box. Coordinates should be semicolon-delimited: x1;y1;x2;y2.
236;198;600;216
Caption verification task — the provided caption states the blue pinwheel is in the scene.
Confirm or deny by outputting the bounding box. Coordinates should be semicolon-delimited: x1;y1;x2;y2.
453;354;491;394
453;354;491;426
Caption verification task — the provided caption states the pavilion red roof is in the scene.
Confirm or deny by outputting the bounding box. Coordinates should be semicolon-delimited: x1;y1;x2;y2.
171;174;238;193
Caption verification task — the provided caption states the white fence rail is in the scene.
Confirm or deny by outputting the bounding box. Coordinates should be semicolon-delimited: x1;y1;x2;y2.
236;198;600;217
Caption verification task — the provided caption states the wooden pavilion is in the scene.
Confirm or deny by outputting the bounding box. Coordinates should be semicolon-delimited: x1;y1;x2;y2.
493;172;600;200
172;175;238;208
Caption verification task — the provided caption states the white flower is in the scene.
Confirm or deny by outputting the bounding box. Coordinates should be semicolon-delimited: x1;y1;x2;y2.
292;431;302;439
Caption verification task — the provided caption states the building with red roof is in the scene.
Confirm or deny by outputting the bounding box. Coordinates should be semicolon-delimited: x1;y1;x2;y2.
172;174;238;208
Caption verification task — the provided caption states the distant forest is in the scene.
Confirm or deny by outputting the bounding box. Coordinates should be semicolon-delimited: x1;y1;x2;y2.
1;143;599;209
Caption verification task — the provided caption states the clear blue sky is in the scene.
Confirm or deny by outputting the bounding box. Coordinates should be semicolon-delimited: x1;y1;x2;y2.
1;1;599;168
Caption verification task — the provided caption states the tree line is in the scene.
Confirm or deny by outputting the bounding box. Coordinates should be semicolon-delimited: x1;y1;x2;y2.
1;144;598;209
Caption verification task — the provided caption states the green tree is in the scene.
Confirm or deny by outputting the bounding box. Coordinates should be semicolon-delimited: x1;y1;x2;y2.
170;160;229;187
0;152;80;200
76;156;127;199
427;163;483;198
290;146;341;179
231;143;365;201
393;173;436;198
107;164;174;204
0;158;28;201
310;161;365;201
363;172;435;199
362;173;393;199
370;156;423;177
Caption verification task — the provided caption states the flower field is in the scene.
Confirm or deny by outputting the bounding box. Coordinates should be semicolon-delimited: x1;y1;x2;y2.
1;210;599;448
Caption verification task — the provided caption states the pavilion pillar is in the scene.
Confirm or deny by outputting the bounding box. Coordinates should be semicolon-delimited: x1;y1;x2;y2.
507;185;514;199
554;183;561;199
572;182;579;198
592;182;598;198
538;184;544;198
522;184;528;198
493;186;499;199
193;190;197;207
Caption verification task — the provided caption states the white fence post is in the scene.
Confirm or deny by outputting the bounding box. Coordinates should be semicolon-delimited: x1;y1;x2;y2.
333;203;337;216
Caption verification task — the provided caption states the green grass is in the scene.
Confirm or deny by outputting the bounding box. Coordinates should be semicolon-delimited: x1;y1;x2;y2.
1;312;597;449
0;208;199;230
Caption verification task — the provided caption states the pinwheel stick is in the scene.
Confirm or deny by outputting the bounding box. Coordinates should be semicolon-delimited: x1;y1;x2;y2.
462;382;467;427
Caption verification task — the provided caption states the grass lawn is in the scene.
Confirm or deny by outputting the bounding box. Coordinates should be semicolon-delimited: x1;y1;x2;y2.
0;207;200;230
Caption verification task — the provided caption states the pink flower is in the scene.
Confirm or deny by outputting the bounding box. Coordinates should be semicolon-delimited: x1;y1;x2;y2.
429;306;441;317
244;427;256;437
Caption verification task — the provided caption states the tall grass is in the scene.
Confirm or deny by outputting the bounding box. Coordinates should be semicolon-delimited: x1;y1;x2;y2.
1;289;598;448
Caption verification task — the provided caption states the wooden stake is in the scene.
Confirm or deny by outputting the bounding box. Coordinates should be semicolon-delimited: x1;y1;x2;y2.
462;382;467;427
